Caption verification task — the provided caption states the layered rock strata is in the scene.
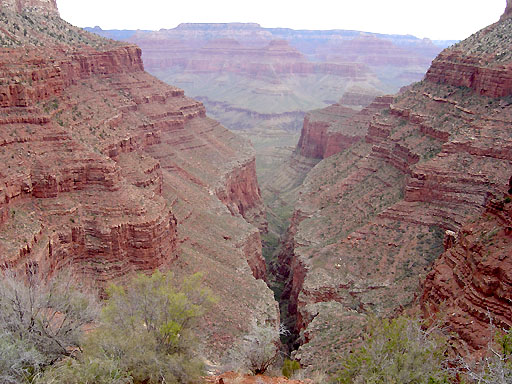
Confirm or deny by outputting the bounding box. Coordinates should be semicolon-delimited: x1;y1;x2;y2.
296;96;394;159
422;196;512;353
0;5;277;361
278;6;512;374
132;36;372;79
425;11;512;98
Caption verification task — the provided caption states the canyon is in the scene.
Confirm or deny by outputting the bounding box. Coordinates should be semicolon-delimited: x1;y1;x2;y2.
1;0;512;382
0;1;277;365
88;25;454;242
274;3;512;375
93;9;511;375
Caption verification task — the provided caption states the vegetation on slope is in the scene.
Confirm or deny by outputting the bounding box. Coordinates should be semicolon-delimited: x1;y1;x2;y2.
0;271;215;383
0;8;120;48
335;315;512;384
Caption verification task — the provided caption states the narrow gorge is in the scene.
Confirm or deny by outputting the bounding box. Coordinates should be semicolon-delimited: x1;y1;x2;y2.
267;3;512;375
1;0;511;382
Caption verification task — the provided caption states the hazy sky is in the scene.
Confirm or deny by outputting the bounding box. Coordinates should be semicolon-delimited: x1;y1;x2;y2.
57;0;506;40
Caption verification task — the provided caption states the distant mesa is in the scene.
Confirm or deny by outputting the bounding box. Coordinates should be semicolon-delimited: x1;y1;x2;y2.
202;38;242;49
175;22;263;30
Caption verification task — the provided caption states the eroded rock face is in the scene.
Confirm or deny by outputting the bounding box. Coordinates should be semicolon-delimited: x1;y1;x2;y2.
0;7;277;362
421;197;512;354
0;38;173;283
425;12;512;98
296;96;394;159
0;46;145;108
278;10;512;375
216;158;267;232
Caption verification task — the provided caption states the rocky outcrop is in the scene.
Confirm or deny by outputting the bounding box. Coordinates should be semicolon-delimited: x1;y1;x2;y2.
0;41;175;283
425;51;512;98
237;229;267;280
0;0;58;14
296;96;394;159
296;105;357;159
425;10;512;98
0;45;144;108
421;196;512;353
216;158;268;232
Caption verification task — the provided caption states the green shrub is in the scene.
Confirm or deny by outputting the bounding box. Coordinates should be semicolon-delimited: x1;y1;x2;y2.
37;270;215;384
462;328;512;384
0;271;98;382
335;316;453;384
0;331;44;384
282;358;301;379
36;357;131;384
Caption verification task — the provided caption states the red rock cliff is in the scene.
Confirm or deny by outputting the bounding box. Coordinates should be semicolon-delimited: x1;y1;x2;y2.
421;196;512;354
425;10;512;98
296;96;393;159
0;42;175;283
216;157;268;233
278;10;512;374
0;45;145;108
0;8;278;362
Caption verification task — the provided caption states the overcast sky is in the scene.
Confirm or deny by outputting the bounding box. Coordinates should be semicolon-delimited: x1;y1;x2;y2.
57;0;506;40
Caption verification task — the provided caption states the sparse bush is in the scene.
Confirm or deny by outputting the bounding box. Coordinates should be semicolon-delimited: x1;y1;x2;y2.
228;320;280;375
0;331;44;383
335;316;453;384
37;270;215;384
460;328;512;384
36;357;132;384
0;270;98;382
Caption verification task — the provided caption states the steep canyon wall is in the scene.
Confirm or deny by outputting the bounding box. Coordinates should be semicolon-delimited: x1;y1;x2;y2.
277;7;512;374
0;5;277;362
